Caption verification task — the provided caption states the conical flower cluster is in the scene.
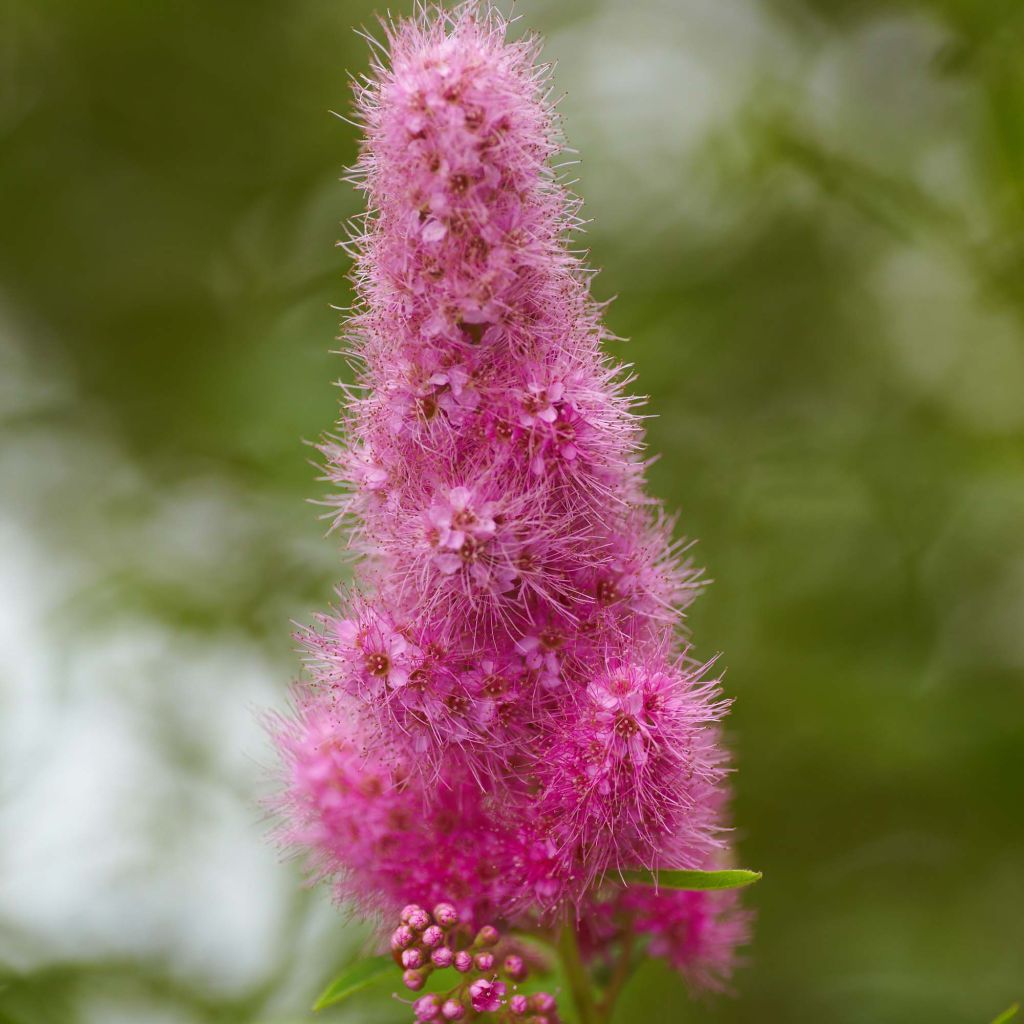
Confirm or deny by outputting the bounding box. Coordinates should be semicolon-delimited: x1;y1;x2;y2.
272;2;748;992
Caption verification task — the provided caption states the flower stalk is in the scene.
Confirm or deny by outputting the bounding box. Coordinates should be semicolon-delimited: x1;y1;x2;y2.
557;923;599;1024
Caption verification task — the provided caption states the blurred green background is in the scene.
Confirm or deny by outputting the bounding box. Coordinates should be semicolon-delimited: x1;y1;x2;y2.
1;0;1022;1021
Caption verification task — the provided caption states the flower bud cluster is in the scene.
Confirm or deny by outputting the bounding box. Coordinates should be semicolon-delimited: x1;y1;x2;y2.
392;904;559;1023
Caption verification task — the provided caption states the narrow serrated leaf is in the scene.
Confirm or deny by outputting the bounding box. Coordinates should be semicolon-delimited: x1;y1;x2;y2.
312;954;393;1012
621;868;762;891
991;1005;1019;1024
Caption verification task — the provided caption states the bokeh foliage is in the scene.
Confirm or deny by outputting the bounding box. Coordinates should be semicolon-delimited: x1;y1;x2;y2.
1;0;1022;1022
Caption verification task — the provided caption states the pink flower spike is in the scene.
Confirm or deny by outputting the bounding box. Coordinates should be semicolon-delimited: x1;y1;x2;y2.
267;1;749;994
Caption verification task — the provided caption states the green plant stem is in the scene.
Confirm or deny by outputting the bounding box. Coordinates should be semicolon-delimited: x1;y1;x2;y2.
598;929;635;1022
557;923;599;1024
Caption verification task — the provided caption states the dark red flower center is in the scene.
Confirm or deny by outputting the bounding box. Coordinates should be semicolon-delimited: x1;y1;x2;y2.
613;712;640;739
365;652;391;677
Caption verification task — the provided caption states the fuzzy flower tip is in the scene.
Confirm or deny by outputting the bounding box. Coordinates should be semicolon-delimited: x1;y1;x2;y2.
270;0;750;995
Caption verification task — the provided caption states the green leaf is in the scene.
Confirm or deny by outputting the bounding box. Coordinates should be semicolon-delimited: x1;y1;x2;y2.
621;868;762;891
991;1005;1019;1024
312;954;393;1012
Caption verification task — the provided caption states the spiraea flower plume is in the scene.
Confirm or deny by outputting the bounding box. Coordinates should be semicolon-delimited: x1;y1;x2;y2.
271;0;750;998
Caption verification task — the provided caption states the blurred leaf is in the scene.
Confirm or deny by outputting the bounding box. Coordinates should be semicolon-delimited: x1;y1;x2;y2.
991;1005;1020;1024
621;869;762;891
509;930;559;969
312;955;393;1012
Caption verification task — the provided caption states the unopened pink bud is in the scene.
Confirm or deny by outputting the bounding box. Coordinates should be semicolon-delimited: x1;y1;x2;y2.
403;968;426;991
400;904;424;924
530;993;556;1012
407;907;431;932
503;954;526;981
441;999;466;1021
402;947;424;969
474;925;499;947
414;994;442;1021
432;902;459;927
390;925;415;951
474;952;494;971
453;950;473;973
509;994;529;1015
421;924;444;948
431;946;454;968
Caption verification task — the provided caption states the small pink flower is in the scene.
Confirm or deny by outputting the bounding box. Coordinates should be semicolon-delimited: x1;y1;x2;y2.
428;486;497;554
349;445;388;491
589;673;652;765
518;380;564;427
515;622;569;690
430;366;479;421
469;977;506;1013
617;883;752;992
333;615;411;690
552;404;585;462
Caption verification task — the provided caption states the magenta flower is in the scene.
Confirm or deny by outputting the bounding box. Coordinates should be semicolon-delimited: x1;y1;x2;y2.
270;1;752;1005
469;977;506;1013
427;485;500;577
335;612;411;690
622;886;753;993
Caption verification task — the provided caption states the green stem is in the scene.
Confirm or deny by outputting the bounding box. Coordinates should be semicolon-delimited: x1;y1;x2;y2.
556;922;599;1024
598;928;635;1022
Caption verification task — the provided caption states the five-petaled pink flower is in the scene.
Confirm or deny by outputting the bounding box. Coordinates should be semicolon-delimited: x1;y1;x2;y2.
590;673;652;765
334;615;410;690
468;977;506;1013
